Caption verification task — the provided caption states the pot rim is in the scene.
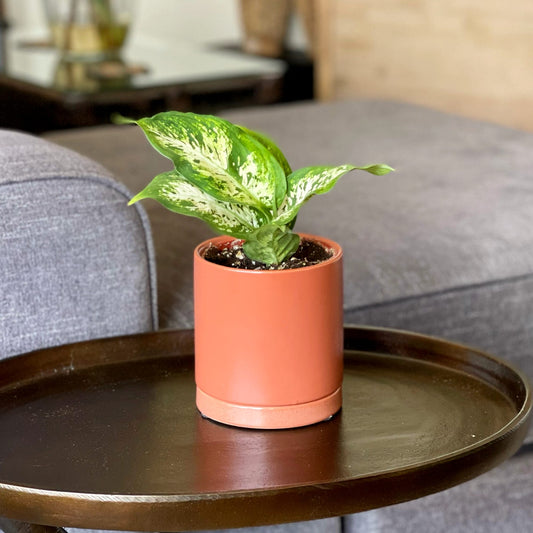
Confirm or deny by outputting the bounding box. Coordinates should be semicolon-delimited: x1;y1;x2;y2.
194;233;343;274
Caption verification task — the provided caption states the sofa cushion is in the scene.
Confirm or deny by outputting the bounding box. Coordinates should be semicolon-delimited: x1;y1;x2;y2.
344;446;533;533
44;100;533;445
0;130;157;358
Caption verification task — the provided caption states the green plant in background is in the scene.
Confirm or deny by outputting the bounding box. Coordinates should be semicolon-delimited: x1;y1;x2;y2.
88;0;127;50
46;0;131;54
90;0;115;24
121;111;393;266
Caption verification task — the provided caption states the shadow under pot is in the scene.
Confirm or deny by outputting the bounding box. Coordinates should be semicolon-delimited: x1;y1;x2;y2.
194;233;344;429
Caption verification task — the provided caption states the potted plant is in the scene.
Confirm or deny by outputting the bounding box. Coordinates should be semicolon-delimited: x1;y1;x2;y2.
121;111;393;429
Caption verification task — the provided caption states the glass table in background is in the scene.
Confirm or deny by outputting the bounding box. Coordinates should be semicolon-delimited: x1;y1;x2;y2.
0;36;286;132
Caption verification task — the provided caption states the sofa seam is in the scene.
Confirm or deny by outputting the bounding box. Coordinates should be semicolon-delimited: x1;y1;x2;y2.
345;271;533;315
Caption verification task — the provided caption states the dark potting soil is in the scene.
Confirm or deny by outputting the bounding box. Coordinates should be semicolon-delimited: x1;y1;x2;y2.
203;238;334;270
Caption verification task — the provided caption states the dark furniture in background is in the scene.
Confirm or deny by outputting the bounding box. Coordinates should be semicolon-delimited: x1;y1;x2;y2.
0;34;313;133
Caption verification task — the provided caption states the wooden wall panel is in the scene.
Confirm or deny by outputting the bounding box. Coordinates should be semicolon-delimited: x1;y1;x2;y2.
315;0;533;131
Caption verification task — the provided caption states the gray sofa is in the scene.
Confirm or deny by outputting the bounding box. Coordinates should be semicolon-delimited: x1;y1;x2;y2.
1;99;531;532
0;129;157;358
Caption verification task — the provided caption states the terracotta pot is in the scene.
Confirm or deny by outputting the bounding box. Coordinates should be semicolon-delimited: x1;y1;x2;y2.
194;233;343;429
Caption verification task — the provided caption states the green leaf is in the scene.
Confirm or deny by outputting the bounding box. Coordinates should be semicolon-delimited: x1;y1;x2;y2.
130;111;286;216
356;164;395;176
243;225;300;265
112;113;136;125
237;126;292;175
128;170;266;238
237;125;291;210
274;163;394;225
274;164;354;225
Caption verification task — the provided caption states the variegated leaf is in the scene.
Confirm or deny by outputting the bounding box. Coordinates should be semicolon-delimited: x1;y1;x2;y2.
131;112;285;215
274;165;355;225
243;225;300;265
237;125;292;176
237;125;291;208
128;170;266;238
274;163;394;225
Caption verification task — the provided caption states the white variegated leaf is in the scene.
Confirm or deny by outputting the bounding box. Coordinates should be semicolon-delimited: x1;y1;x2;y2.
128;170;265;238
274;163;394;225
274;165;355;225
237;125;290;208
132;112;285;215
237;125;292;176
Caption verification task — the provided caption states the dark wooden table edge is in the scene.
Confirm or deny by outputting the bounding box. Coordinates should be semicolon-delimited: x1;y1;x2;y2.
0;325;530;531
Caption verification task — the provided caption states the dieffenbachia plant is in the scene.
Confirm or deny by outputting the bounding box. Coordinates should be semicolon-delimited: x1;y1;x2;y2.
121;111;393;265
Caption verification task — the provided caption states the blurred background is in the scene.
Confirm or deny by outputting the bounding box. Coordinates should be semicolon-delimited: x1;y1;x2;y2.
0;0;314;132
2;0;533;134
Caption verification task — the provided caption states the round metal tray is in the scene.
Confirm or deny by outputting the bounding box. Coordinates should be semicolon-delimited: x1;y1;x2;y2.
0;326;530;531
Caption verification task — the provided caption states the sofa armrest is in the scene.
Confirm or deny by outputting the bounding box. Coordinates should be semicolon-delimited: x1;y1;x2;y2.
0;129;157;358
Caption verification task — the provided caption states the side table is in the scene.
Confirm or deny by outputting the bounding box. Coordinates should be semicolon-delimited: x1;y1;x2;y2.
0;326;530;531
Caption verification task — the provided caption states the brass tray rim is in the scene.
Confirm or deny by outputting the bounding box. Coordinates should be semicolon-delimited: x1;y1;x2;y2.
0;325;530;530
